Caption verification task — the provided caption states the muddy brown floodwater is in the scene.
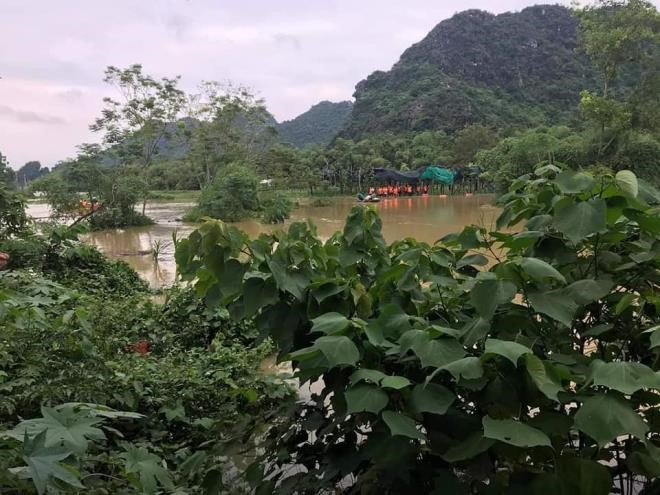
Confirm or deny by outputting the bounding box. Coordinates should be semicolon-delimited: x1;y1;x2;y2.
27;194;498;288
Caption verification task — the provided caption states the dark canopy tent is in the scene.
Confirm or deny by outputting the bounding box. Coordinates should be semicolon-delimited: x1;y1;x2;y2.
373;166;456;186
373;167;426;183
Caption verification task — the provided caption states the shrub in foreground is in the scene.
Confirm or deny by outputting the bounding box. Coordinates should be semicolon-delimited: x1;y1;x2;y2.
177;167;660;494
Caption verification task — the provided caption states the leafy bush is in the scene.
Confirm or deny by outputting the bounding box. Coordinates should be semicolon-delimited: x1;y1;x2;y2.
0;183;28;240
261;192;293;224
0;269;293;493
87;206;154;230
187;166;261;222
0;225;147;296
178;167;660;494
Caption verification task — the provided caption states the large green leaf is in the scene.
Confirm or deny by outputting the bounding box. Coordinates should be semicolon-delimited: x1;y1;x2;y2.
565;279;613;304
349;369;386;385
484;339;532;367
413;338;466;369
482;416;551;448
19;430;83;495
410;383;455;415
120;446;175;494
382;411;425;440
310;312;350;335
345;384;389;414
528;288;577;327
8;406;105;454
525;355;563;401
518;257;566;284
574;394;649;447
554;170;595;194
553;199;606;244
643;324;660;349
315;336;360;368
557;456;612;495
615;170;638;197
440;357;484;381
380;376;412;390
470;277;516;320
242;274;279;318
589;360;660;394
441;432;494;462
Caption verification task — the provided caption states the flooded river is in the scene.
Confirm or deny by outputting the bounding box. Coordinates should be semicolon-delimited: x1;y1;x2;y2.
27;194;498;288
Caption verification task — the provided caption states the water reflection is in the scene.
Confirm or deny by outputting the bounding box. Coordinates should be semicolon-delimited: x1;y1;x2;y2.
28;195;498;288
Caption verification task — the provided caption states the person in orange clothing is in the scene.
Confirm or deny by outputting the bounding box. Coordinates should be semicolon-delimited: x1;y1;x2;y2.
423;184;429;195
368;186;375;195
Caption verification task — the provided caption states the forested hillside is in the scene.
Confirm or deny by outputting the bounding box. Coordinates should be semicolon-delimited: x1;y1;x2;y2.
276;100;353;147
344;5;602;137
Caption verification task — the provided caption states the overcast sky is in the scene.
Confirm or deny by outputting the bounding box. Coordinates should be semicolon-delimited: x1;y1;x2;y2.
2;0;654;168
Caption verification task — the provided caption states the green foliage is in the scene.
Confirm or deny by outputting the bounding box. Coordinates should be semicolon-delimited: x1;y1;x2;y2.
261;192;293;224
87;207;154;230
276;100;353;147
0;184;28;241
186;165;261;222
0;224;147;296
180;167;660;494
0;264;293;493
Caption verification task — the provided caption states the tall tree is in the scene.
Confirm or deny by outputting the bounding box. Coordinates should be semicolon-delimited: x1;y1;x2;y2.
90;64;186;166
16;161;48;188
186;82;276;187
576;0;660;97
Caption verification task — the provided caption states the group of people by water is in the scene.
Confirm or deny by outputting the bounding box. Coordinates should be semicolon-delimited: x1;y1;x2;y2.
368;183;430;197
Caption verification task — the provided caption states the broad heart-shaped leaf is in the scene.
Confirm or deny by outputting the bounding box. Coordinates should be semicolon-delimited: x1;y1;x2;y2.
440;432;495;462
616;170;639;197
528;288;577;327
315;335;360;368
588;360;660;394
345;384;388;414
120;446;175;494
470;277;516;320
556;456;612;495
350;369;386;385
440;357;484;381
643;324;660;349
20;430;83;495
518;257;566;284
382;411;425;440
410;383;454;415
565;279;613;304
482;416;551;448
525;354;563;401
484;339;532;367
413;338;466;369
380;376;412;390
310;312;350;335
553;199;607;245
242;274;279;318
456;253;488;269
8;406;105;454
554;170;596;194
574;394;649;447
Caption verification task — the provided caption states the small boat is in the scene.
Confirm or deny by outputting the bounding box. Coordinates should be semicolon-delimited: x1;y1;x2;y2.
357;193;381;203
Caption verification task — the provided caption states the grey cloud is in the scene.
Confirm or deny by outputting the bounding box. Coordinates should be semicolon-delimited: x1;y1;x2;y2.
0;105;66;125
273;33;301;50
56;89;85;102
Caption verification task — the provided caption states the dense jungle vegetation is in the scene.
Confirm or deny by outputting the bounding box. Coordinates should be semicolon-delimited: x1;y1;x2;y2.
0;1;659;493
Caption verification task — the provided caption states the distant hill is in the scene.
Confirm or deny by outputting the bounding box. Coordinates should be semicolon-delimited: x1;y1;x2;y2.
276;101;353;147
344;5;602;138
